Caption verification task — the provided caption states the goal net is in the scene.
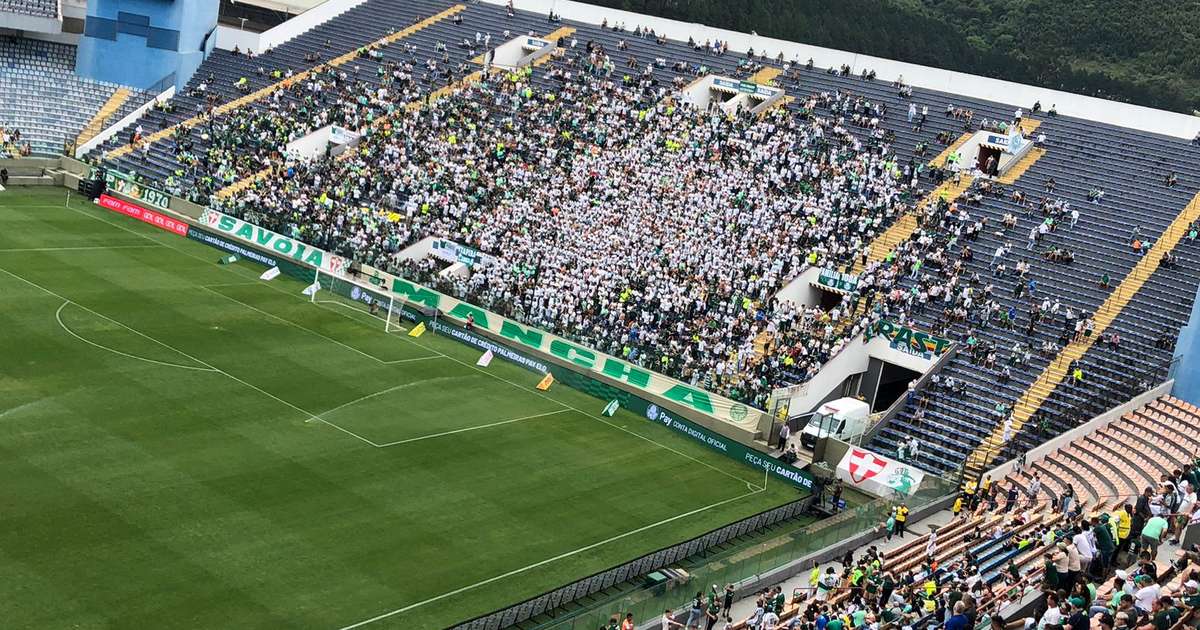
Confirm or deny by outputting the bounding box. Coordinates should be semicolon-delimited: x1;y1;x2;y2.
310;269;410;333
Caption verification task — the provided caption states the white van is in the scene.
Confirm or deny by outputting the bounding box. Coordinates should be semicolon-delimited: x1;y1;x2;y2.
798;397;871;449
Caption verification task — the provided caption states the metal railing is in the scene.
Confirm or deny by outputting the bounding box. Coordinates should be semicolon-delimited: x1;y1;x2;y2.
959;353;1179;483
511;481;954;630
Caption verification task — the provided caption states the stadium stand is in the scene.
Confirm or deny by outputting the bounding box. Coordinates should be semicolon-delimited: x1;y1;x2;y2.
706;394;1200;630
0;0;58;18
90;0;1200;481
0;38;150;157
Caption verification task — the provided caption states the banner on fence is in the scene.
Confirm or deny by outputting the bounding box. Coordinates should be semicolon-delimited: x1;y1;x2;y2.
196;208;350;276
387;276;760;427
836;446;925;497
816;268;859;293
97;170;171;210
874;320;951;359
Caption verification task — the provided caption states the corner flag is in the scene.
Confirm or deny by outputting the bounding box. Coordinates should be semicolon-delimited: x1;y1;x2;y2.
259;267;281;281
536;373;554;391
601;399;619;417
476;349;494;367
408;321;426;338
301;280;321;296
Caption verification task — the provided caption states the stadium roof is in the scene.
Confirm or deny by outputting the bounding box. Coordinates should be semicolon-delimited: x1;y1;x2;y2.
231;0;325;15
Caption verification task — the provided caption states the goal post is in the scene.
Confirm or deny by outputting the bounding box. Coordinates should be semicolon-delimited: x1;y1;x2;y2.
308;269;404;332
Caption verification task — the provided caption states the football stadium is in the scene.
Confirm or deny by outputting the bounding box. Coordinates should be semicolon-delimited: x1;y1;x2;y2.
3;0;1200;629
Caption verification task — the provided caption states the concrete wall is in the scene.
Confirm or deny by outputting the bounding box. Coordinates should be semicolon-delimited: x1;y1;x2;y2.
75;0;217;91
779;336;933;415
982;380;1174;482
774;266;823;308
480;0;1200;140
1172;284;1200;405
0;11;62;33
215;0;369;53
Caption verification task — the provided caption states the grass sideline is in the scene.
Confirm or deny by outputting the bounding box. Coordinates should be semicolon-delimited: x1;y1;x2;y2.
0;188;804;629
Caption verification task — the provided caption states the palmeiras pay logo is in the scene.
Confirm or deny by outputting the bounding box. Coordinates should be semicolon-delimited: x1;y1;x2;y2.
646;404;667;424
350;286;362;301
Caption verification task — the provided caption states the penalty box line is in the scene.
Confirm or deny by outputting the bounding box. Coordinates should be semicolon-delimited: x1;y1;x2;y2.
198;285;441;366
334;485;767;630
0;262;380;449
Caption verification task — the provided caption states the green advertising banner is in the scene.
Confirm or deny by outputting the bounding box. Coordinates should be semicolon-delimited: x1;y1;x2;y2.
385;275;761;429
97;169;172;211
549;365;814;490
874;320;951;359
196;208;352;277
185;225;315;282
817;268;859;293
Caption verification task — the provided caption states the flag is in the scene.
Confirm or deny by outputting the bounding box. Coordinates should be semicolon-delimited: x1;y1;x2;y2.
476;349;493;367
408;321;426;338
259;267;281;281
601;399;619;417
301;280;321;296
536;373;554;391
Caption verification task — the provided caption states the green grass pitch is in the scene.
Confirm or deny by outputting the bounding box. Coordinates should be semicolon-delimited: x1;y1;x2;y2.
0;188;802;629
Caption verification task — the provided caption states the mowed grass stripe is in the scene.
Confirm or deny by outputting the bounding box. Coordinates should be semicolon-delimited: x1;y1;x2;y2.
200;283;440;365
0;196;151;250
0;189;799;629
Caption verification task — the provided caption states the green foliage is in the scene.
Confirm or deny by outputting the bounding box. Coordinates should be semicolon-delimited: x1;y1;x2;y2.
589;0;1200;114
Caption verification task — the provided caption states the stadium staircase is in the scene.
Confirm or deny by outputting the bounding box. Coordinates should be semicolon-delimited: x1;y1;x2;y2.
747;66;781;84
852;175;975;274
103;4;468;161
75;87;133;147
962;191;1200;478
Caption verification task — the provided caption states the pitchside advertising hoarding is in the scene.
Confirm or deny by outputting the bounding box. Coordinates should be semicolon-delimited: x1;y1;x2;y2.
836;446;926;497
196;209;350;277
188;209;809;486
386;274;758;427
97;194;188;236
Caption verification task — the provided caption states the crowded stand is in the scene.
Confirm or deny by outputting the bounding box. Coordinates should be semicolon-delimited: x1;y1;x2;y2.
670;395;1200;630
214;63;913;408
90;0;1200;481
3;0;1200;628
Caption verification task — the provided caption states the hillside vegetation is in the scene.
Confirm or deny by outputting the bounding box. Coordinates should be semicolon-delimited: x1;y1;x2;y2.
590;0;1200;115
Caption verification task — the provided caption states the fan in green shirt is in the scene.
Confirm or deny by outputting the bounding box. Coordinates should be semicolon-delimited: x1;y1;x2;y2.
827;618;845;630
771;591;786;614
1142;516;1169;541
1150;605;1179;630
